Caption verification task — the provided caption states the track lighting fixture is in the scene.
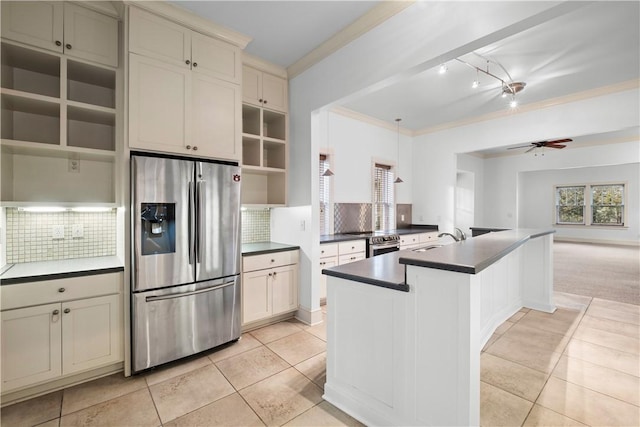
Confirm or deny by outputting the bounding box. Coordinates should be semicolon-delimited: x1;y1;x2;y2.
444;55;526;108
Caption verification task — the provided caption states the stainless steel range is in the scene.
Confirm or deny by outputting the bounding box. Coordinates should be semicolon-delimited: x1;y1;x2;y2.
346;231;400;257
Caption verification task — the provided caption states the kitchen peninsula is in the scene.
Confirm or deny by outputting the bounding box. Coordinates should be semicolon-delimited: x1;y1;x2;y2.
322;229;555;426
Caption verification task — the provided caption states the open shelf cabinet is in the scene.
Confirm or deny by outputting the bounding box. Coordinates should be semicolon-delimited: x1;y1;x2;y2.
1;40;118;205
241;103;287;206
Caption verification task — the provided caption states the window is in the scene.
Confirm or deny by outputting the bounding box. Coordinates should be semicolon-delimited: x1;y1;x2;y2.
591;184;624;225
319;154;331;234
555;183;626;226
556;186;585;224
373;163;395;230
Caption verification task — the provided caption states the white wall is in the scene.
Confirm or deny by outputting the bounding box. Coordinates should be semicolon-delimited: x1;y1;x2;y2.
413;88;640;234
325;112;412;204
457;153;486;233
517;160;639;244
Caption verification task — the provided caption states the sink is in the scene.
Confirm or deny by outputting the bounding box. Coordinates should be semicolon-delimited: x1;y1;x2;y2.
413;245;443;252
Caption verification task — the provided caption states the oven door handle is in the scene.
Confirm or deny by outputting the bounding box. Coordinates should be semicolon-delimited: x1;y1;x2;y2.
371;241;400;248
145;281;235;302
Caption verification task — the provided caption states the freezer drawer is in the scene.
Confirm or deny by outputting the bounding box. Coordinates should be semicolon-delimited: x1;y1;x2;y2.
132;276;240;373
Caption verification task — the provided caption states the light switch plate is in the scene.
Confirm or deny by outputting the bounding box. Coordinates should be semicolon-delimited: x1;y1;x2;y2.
71;224;84;238
52;225;65;239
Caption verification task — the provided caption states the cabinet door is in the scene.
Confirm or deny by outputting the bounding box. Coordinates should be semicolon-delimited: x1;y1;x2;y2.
192;32;241;84
242;66;262;107
242;270;272;324
129;54;190;154
63;3;118;67
191;72;241;161
319;258;337;300
262;73;288;113
62;295;122;375
1;303;62;392
1;1;64;53
272;265;298;315
129;6;190;68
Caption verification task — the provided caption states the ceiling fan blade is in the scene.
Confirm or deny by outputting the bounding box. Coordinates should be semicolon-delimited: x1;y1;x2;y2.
547;138;572;144
507;145;534;150
525;147;536;153
546;144;566;149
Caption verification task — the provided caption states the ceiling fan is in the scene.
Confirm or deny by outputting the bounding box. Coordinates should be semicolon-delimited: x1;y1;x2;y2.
507;138;572;153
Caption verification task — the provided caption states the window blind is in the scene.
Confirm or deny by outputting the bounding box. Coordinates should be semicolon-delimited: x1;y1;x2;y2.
373;163;395;230
319;154;331;234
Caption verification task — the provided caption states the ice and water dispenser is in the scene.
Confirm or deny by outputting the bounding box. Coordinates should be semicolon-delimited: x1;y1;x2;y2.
140;203;176;255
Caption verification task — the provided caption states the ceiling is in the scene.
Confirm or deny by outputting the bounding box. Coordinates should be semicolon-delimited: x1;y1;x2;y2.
171;1;639;152
170;1;380;68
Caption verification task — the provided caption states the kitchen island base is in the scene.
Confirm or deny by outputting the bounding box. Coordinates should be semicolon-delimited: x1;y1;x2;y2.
324;231;554;426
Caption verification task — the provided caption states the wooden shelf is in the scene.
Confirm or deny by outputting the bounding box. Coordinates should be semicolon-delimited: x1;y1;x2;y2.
1;139;116;162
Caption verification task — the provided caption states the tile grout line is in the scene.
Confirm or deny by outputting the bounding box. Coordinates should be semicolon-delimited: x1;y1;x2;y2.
520;300;591;426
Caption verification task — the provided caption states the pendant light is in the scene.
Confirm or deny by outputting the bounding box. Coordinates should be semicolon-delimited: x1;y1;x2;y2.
394;118;404;184
322;124;334;177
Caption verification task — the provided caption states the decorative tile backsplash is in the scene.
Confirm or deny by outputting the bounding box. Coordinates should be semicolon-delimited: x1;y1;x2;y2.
334;203;373;234
242;208;270;243
5;208;117;263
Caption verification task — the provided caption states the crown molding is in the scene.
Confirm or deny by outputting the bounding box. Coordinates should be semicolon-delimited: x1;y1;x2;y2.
287;1;415;79
330;106;413;136
125;1;252;49
71;1;120;18
415;79;640;137
243;53;288;79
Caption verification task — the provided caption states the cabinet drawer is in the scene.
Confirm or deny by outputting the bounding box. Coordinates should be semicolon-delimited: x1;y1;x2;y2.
399;234;420;246
320;243;338;258
243;250;299;273
338;253;366;265
419;232;440;243
1;272;123;311
338;240;366;255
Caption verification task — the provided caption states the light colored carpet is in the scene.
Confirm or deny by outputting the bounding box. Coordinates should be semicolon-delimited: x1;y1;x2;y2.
554;241;640;305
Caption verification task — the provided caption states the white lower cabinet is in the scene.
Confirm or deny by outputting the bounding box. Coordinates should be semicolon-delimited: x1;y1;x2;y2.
242;250;299;326
0;273;123;394
1;303;63;392
319;257;338;301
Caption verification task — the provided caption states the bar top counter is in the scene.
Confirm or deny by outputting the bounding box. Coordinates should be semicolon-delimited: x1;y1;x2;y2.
322;228;555;290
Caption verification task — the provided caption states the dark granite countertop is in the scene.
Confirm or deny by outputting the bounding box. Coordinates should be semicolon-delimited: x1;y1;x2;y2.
320;225;439;244
0;256;124;285
399;228;555;274
242;242;300;256
322;251;409;292
322;229;555;292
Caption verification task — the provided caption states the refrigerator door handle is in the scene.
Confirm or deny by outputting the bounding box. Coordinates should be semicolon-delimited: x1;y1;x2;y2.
196;180;203;264
145;280;236;302
188;181;196;265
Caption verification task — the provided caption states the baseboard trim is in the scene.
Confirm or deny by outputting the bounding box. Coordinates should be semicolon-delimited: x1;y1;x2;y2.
554;236;640;246
241;311;296;333
295;306;323;326
1;363;123;407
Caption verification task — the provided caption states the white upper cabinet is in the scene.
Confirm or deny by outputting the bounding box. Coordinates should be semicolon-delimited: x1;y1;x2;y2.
242;65;287;113
128;6;190;68
1;1;118;67
129;7;241;84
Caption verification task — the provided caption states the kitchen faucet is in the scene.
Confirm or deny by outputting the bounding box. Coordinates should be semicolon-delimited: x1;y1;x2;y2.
438;228;467;242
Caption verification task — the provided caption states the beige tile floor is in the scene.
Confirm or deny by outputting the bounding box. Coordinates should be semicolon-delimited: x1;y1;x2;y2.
2;292;639;427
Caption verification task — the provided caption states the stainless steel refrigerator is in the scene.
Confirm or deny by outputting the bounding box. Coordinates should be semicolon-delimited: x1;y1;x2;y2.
130;152;241;373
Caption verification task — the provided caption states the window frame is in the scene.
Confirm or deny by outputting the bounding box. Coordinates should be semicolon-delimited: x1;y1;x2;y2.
372;160;396;231
553;182;627;228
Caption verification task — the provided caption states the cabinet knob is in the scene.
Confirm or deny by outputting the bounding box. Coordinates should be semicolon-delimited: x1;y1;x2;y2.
58;287;66;293
259;99;263;103
193;62;198;67
192;146;198;151
65;43;72;50
271;259;275;263
186;145;192;150
53;309;60;315
263;99;268;104
186;60;191;65
64;308;71;314
55;40;62;46
268;272;272;276
273;271;277;277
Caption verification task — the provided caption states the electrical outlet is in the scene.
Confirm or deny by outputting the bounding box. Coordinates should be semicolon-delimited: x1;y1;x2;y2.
68;159;80;173
72;224;84;238
51;225;65;239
